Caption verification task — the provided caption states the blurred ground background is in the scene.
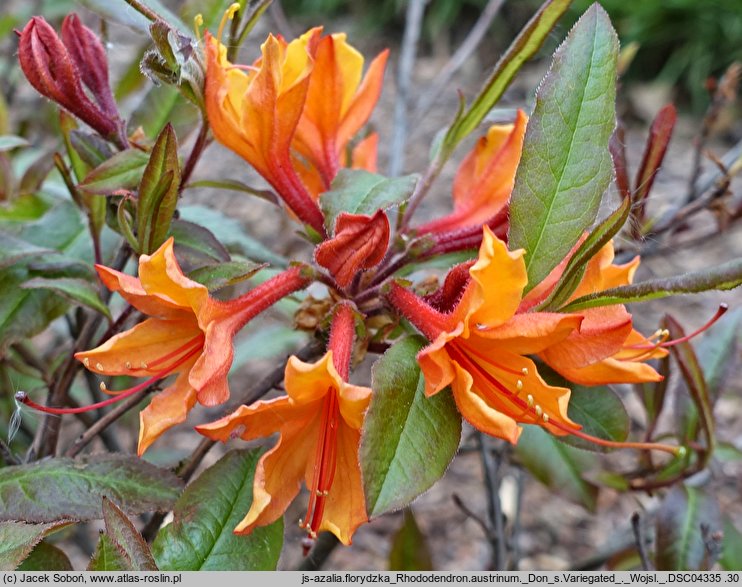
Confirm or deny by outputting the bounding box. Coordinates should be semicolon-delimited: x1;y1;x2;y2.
1;0;741;572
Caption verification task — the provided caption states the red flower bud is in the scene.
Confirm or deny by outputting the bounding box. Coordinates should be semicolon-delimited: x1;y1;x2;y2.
61;14;120;122
315;210;390;288
18;16;126;147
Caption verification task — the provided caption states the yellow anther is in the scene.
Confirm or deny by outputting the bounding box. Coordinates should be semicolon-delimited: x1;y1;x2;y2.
217;3;241;42
521;367;529;376
193;14;203;42
535;405;543;418
125;361;132;370
99;382;107;392
83;358;90;368
542;413;549;423
96;362;104;371
527;394;534;407
516;380;523;391
141;362;148;370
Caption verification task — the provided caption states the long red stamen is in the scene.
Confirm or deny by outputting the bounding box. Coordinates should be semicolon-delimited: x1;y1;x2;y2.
18;338;203;415
625;304;728;351
300;389;339;555
447;343;683;456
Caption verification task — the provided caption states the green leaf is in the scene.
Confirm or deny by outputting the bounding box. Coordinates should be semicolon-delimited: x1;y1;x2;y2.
137;123;180;254
131;85;198;140
360;336;461;517
17;542;73;571
320;169;418;232
538;197;631;311
21;277;111;320
0;455;184;523
87;534;129;571
102;497;158;571
168;219;230;271
515;425;599;511
720;517;742;571
559;258;742;312
152;449;283;571
556;384;630;453
186;179;279;206
509;4;618;292
655;485;722;571
69;131;114;172
0;193;51;224
388;510;433;571
78;0;188;34
0;136;29;151
178;206;286;267
0;521;69;571
442;0;572;154
189;258;266;292
78;150;150;195
0;232;53;271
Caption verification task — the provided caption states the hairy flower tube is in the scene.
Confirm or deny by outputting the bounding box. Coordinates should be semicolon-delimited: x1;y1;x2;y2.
197;303;370;549
17;15;127;148
387;227;683;455
18;239;310;455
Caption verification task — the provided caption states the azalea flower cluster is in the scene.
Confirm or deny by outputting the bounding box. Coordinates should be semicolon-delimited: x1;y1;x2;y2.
16;8;703;553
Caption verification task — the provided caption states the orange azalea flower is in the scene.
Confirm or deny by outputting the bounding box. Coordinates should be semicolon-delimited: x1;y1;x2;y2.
417;110;527;235
197;304;370;547
293;33;388;190
527;241;667;385
204;26;325;234
388;226;582;443
20;238;310;455
387;228;682;455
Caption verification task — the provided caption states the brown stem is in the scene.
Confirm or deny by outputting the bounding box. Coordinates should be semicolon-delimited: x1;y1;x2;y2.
122;0;160;22
179;121;210;195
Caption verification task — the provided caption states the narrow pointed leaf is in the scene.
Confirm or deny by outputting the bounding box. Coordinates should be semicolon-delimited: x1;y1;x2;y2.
388;509;433;571
321;170;418;232
509;4;618;291
442;0;572;154
137;123;180;253
666;316;715;461
187;179;279;205
539;197;631;310
633;104;677;222
0;455;184;523
17;542;73;571
167;219;230;271
21;277;111;320
0;136;29;151
102;497;158;571
559;258;742;312
87;534;129;571
0;522;70;571
655;485;722;571
152;449;283;570
514;425;599;511
189;259;266;292
78;150;149;194
360;336;461;517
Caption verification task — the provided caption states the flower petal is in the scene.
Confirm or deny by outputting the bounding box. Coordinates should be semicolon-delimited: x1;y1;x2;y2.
234;417;320;534
189;317;236;406
475;312;582;354
137;238;210;314
449;361;521;444
550;356;663;386
196;396;317;442
95;265;188;318
75;317;200;377
350;132;378;172
138;372;197;455
316;422;367;545
468;227;528;328
337;382;372;430
284;352;338;405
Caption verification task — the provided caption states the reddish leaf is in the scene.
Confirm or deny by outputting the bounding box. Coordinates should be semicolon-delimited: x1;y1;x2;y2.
633;104;677;225
609;125;631;199
102;497;158;571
